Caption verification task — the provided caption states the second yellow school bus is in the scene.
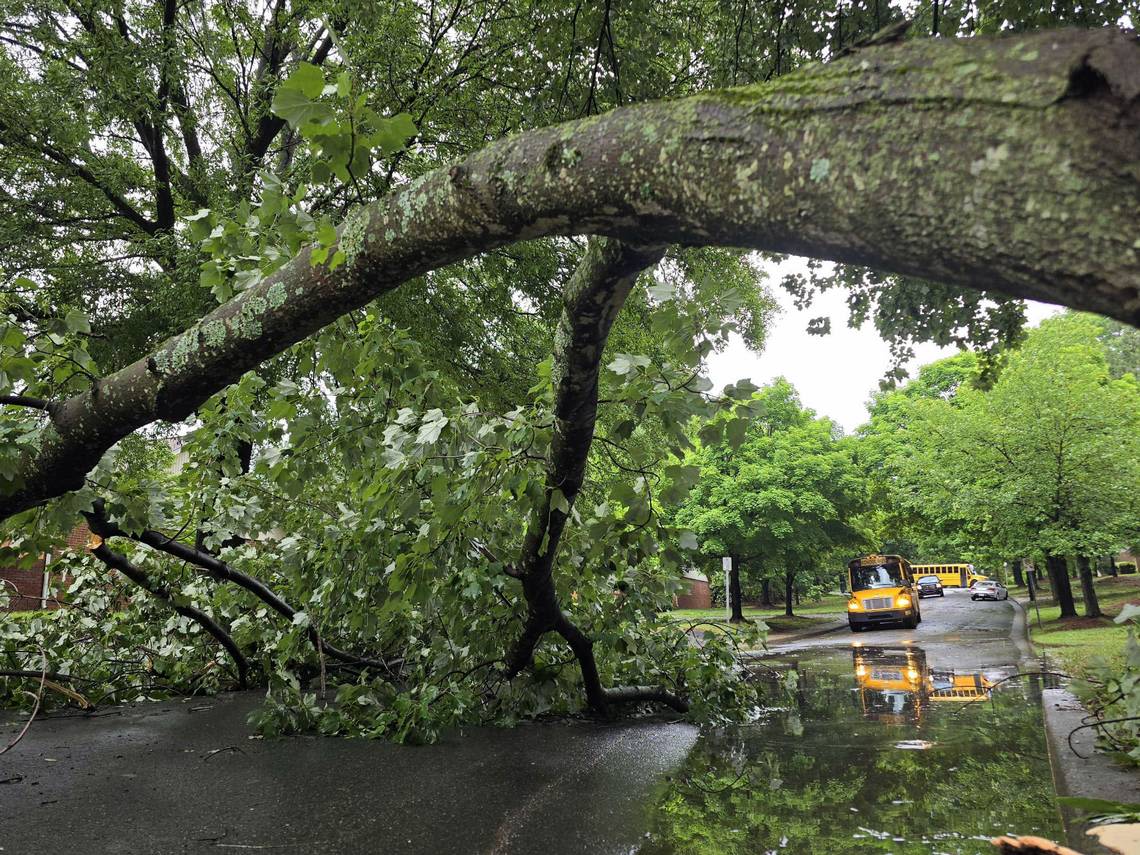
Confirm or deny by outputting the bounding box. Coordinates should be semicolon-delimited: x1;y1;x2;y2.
910;563;987;589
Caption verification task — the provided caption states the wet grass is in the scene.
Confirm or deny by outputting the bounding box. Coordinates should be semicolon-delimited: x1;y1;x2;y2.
1021;574;1140;676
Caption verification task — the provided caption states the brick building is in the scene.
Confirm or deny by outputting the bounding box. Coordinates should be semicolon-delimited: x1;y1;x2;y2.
674;569;712;609
0;523;90;612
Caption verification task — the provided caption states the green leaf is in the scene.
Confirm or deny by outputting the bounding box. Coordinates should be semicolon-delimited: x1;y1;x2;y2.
608;354;651;376
271;88;334;129
550;488;570;515
678;530;699;550
315;220;337;248
369;112;417;155
725;417;750;449
64;308;90;334
280;62;326;99
415;409;449;445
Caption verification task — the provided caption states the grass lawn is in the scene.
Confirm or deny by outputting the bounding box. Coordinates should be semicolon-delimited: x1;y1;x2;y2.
1022;574;1140;676
667;592;847;635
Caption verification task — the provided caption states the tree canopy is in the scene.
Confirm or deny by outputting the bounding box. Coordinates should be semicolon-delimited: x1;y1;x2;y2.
676;379;865;618
0;0;1137;737
860;315;1140;616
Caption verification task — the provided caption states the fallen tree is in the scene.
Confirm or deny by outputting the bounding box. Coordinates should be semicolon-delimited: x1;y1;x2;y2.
1;26;1137;523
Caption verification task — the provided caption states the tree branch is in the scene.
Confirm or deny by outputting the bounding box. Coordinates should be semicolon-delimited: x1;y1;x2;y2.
0;395;54;413
90;542;249;688
85;503;393;675
504;237;663;679
1;28;1137;522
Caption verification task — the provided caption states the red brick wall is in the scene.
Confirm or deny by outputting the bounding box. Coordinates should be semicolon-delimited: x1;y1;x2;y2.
675;577;712;609
0;522;90;611
1;556;47;611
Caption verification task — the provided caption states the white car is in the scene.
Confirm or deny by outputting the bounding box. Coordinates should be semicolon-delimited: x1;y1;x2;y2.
971;580;1009;601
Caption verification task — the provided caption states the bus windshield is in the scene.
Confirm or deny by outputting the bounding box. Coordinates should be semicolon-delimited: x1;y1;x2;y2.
851;563;905;591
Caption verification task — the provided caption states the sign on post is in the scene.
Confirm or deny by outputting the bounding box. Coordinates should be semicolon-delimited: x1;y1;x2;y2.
722;556;732;620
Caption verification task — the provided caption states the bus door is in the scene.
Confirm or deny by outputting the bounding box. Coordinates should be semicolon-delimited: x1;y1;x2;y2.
959;567;967;587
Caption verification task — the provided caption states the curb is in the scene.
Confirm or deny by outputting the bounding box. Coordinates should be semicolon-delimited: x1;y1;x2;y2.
760;616;847;650
1015;596;1140;852
1009;595;1039;668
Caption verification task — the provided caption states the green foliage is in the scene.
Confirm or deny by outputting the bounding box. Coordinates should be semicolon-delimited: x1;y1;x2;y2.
860;318;1140;568
675;379;867;602
1;293;768;738
1077;607;1140;764
0;0;1134;744
271;61;416;187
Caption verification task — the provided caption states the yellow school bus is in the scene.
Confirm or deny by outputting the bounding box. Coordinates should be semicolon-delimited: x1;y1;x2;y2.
853;647;926;723
927;670;995;701
910;563;987;589
846;554;921;632
852;648;996;723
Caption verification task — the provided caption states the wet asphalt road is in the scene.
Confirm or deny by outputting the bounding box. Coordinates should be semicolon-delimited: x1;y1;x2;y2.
0;590;1021;855
0;699;696;855
770;586;1027;668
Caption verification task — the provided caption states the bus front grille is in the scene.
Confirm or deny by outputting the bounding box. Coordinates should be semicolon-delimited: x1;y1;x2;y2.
864;597;894;611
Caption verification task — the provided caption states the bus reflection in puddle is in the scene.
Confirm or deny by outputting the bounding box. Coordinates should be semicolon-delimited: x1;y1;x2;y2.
851;646;1016;725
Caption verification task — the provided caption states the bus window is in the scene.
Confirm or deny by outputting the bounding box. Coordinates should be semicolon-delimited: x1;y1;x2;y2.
851;564;906;591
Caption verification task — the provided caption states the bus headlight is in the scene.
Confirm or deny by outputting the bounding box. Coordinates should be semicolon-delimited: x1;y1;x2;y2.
896;594;912;608
847;599;860;611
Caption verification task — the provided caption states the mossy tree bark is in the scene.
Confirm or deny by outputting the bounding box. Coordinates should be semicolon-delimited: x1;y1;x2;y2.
1;27;1138;523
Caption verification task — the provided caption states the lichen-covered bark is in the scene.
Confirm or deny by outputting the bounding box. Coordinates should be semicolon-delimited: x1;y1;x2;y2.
2;27;1138;521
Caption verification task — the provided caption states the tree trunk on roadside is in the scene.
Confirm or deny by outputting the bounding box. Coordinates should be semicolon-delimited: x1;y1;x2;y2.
1045;553;1078;618
729;555;746;623
784;570;795;617
1077;556;1102;618
761;577;774;607
1011;559;1024;588
1109;556;1119;578
1;28;1138;525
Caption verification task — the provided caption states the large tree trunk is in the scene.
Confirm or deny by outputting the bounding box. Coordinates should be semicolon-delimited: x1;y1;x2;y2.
784;570;795;617
1109;555;1119;577
500;238;686;714
1045;553;1078;618
761;577;774;607
1;27;1137;524
1011;559;1024;588
1077;556;1103;618
728;555;746;623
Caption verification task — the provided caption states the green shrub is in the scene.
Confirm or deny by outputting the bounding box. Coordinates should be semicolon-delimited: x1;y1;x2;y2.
1119;563;1137;575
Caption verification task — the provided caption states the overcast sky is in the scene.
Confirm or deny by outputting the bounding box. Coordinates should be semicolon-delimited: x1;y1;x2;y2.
705;256;1061;434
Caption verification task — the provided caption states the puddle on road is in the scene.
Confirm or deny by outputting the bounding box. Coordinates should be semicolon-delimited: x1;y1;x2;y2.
641;644;1064;854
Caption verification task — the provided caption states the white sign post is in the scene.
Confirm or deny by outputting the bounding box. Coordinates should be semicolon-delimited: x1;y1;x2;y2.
722;556;732;620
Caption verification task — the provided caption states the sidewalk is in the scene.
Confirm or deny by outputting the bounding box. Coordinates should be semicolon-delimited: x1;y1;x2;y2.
1013;594;1140;854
